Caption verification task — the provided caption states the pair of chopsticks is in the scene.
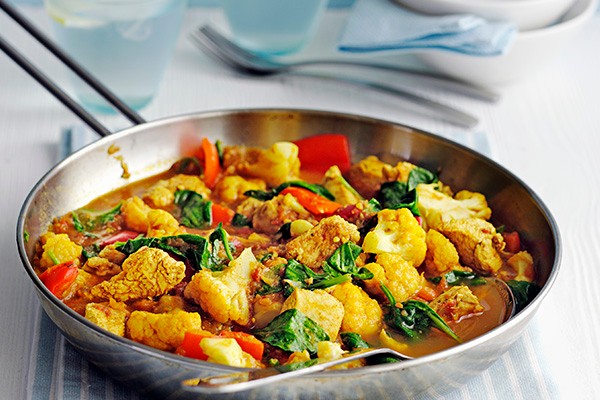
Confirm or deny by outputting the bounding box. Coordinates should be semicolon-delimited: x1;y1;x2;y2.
0;0;145;136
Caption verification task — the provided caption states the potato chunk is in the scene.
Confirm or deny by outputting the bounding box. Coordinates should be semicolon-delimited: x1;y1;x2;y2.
280;288;344;341
84;302;128;337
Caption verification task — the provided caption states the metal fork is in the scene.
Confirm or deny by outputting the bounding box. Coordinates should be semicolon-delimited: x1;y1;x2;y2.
190;26;482;129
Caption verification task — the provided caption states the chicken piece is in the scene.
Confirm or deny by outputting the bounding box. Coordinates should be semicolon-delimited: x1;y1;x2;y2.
329;282;383;338
142;174;211;208
91;247;185;302
251;193;313;235
416;183;492;230
223;142;300;187
429;285;484;322
83;256;121;277
280;288;344;341
184;247;257;326
213;175;267;208
346;156;417;199
423;229;461;277
362;208;427;267
39;232;82;269
286;215;360;269
363;252;424;303
84;301;129;337
438;218;505;275
127;309;203;351
321;166;363;205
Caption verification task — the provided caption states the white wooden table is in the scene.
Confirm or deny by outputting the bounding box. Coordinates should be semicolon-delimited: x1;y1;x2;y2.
1;5;599;399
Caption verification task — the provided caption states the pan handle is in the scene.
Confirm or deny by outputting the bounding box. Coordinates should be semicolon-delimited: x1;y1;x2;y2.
0;0;146;137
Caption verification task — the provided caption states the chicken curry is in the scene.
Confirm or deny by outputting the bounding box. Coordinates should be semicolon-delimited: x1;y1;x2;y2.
32;133;539;369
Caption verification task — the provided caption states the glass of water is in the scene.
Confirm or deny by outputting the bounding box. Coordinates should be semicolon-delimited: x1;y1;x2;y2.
45;0;187;112
220;0;328;56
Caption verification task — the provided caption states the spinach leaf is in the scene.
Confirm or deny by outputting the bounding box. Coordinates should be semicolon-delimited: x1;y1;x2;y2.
340;332;370;350
174;190;212;229
82;243;100;260
253;308;329;354
407;166;438;191
444;270;487;286
275;359;318;372
378;181;420;216
381;284;461;343
507;280;541;313
206;223;234;270
72;202;122;233
231;213;251;227
323;242;374;281
244;180;335;201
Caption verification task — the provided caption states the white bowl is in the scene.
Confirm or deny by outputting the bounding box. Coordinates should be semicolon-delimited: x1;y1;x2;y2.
395;0;576;31
415;0;596;86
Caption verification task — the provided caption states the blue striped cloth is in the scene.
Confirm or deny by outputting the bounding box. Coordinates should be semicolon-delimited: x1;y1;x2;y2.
25;126;560;400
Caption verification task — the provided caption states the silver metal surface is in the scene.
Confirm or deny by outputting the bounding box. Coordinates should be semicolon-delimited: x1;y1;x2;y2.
16;109;561;400
190;27;480;128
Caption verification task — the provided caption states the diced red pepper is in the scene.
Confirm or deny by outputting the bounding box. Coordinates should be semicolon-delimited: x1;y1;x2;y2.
211;203;234;227
293;133;352;175
280;187;342;216
219;331;265;360
38;261;79;299
503;231;521;253
175;331;214;361
197;138;221;189
99;230;140;247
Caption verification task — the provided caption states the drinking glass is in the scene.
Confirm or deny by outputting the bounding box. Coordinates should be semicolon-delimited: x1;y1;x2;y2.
220;0;328;56
45;0;187;112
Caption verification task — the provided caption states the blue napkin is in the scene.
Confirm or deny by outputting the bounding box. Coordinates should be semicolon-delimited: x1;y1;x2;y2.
338;0;516;56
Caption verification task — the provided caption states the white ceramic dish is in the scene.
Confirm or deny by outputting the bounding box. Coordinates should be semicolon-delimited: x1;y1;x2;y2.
415;0;596;86
395;0;576;31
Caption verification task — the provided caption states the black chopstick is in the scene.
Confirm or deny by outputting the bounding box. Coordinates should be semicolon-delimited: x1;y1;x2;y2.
0;35;112;137
0;0;145;127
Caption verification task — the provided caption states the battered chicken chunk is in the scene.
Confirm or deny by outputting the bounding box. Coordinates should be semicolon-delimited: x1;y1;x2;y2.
329;282;383;338
91;247;186;302
127;309;203;351
429;285;484;322
286;215;361;269
142;174;211;208
184;248;257;326
84;301;129;336
438;218;505;275
251;193;313;235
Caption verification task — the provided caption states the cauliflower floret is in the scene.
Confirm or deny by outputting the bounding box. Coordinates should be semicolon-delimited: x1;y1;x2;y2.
126;309;203;351
39;232;82;269
321;166;363;205
506;251;535;282
214;175;267;208
142;174;211;208
84;301;129;336
346;156;417;199
317;341;346;361
329;282;383;338
251;193;313;235
184;248;257;325
234;142;300;187
121;196;183;237
286;215;360;269
416;183;492;231
91;247;185;302
280;288;344;341
424;229;460;277
200;337;261;368
438;218;505;275
363;253;424;303
429;285;484;322
362;208;427;267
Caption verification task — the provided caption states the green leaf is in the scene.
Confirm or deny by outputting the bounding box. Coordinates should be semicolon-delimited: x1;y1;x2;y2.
72;202;122;233
407;166;438;191
324;242;362;275
244;180;335;202
340;332;370;350
174;190;212;229
253;309;329;354
82;244;100;260
444;270;487;286
378;181;420;216
507;280;541;313
231;213;251;227
206;223;234;270
275;359;318;372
